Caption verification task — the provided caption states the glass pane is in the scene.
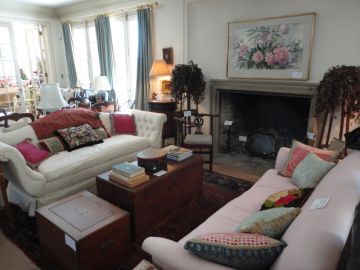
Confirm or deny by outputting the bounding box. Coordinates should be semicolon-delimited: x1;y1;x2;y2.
87;22;100;81
72;22;91;88
110;16;128;106
127;15;138;101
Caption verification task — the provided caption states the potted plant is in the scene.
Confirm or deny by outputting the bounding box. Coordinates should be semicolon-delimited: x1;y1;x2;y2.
170;61;205;110
315;65;360;147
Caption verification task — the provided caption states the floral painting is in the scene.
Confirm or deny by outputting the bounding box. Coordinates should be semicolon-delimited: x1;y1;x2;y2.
227;13;316;80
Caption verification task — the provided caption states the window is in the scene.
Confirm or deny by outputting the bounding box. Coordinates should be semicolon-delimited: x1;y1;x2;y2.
110;14;138;108
0;22;49;113
71;15;138;110
72;21;100;89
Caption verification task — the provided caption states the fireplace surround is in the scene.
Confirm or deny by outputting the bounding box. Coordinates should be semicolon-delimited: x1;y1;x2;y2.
210;79;318;154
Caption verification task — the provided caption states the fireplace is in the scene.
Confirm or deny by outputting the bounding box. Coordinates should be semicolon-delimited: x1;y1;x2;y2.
210;79;318;176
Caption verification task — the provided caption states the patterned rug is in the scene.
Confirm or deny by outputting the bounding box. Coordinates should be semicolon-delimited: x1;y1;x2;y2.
0;172;252;270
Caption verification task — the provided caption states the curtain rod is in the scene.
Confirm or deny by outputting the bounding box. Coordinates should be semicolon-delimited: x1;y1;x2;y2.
63;1;158;24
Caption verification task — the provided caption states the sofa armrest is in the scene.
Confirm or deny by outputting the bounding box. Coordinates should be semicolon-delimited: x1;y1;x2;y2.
142;237;232;270
0;141;46;197
275;147;290;171
132;109;167;148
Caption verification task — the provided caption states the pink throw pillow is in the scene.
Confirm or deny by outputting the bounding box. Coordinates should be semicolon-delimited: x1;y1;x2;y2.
111;114;136;135
279;140;339;177
15;139;50;169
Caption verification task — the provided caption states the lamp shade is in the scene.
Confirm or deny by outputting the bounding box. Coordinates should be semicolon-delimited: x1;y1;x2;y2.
93;76;112;91
38;83;68;110
149;60;171;77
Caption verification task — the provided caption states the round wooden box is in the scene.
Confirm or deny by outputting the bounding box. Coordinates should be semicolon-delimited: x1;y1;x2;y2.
137;149;167;173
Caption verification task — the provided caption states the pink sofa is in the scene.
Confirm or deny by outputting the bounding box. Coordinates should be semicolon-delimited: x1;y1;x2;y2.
142;147;360;270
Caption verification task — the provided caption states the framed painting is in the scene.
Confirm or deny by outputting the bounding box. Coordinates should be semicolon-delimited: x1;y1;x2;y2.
227;13;316;80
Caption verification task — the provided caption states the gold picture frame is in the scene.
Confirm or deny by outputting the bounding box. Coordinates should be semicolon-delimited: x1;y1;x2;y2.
226;12;316;80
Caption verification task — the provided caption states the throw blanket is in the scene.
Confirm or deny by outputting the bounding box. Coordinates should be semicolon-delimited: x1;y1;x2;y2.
31;109;103;140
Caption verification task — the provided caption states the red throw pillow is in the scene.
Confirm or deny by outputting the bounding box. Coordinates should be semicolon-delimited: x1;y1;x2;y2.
279;140;339;177
110;113;136;135
14;139;50;169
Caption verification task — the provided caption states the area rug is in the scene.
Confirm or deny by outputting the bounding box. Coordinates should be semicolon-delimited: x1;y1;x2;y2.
0;172;252;270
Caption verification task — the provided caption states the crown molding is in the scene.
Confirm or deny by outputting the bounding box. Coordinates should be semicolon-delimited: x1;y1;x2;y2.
0;2;57;21
56;0;146;21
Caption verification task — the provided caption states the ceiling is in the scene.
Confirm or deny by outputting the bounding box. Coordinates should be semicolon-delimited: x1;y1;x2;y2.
3;0;88;8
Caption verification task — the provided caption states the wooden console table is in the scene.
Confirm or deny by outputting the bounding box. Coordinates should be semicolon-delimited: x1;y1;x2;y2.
148;100;177;145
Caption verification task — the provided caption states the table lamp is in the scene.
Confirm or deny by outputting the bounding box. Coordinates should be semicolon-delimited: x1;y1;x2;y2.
38;83;68;113
149;60;171;101
93;76;112;102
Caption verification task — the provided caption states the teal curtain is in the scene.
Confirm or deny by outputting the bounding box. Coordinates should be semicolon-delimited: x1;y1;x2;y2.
62;23;77;88
95;15;114;87
135;8;153;110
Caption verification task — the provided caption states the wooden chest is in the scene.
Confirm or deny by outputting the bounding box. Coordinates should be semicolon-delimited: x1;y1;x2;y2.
36;191;130;270
96;155;203;242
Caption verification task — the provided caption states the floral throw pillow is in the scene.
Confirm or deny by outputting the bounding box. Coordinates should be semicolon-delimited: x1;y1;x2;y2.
279;140;339;178
261;188;313;210
55;123;103;151
185;232;286;270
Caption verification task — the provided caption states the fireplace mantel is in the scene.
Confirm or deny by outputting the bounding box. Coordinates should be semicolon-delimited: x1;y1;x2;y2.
210;79;319;153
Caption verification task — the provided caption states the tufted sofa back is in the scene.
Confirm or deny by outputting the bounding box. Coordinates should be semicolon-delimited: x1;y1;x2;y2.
99;110;167;148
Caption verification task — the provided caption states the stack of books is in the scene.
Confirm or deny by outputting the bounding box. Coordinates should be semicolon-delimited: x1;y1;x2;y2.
166;145;193;161
109;162;149;188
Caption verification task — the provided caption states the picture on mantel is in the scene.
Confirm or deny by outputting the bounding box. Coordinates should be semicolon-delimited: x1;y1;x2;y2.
227;12;316;80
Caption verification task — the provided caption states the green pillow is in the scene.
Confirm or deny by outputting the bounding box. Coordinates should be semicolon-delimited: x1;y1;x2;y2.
291;152;335;189
185;232;286;270
237;207;301;239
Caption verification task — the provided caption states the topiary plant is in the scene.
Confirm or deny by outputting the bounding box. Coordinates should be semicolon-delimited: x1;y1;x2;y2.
315;65;360;146
170;61;205;110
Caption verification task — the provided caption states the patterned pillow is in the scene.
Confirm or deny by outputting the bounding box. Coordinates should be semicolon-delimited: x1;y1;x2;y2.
185;233;286;270
55;123;103;151
38;137;65;154
291;153;335;189
279;140;338;177
14;138;50;169
261;188;313;210
237;207;301;239
94;127;110;140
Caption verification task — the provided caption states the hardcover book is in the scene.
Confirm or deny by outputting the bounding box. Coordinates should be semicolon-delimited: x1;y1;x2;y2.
112;162;145;178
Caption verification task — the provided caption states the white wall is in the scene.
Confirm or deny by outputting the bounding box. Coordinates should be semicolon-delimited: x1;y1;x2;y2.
185;0;360;114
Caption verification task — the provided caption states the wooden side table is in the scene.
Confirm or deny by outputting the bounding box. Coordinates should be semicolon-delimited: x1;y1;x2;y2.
148;100;177;145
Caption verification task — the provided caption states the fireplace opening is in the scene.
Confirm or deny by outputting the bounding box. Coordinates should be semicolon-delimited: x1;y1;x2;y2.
216;91;311;177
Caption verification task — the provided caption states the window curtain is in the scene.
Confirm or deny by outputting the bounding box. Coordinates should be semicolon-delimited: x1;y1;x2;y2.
62;23;77;88
135;8;153;110
95;15;115;87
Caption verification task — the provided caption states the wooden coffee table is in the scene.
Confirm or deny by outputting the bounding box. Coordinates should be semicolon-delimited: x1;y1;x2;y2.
96;155;203;242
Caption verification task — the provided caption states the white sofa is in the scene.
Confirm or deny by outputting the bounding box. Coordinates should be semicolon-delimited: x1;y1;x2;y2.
143;147;360;270
0;109;166;216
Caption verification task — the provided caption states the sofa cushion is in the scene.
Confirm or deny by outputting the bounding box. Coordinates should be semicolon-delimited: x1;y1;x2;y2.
111;113;136;135
37;135;150;182
184;232;286;270
279;140;338;177
55;123;103;151
260;188;313;210
237;207;301;239
38;137;65;154
14;139;50;169
94;127;110;140
291;152;335;189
